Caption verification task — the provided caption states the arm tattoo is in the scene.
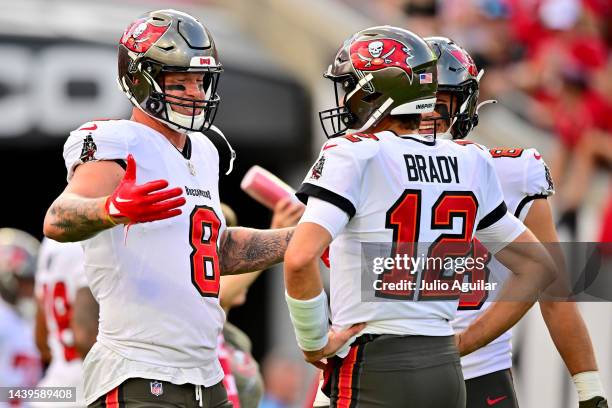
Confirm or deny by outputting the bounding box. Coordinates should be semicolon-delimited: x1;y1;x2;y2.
220;227;294;275
47;193;110;241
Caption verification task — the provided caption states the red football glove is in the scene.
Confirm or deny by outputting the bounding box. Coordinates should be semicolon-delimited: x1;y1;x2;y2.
321;247;330;268
104;154;186;225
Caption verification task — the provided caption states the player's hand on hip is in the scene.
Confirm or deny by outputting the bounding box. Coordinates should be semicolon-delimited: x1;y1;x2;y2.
579;397;608;408
454;332;471;356
302;323;365;370
270;197;305;229
104;154;186;225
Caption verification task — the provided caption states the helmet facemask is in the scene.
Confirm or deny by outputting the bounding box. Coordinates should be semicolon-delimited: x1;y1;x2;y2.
422;102;452;139
420;82;479;139
319;73;358;138
152;63;221;133
319;71;397;139
443;81;479;140
121;57;222;133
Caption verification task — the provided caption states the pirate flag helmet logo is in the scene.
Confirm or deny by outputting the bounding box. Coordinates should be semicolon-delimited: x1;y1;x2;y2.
350;38;415;88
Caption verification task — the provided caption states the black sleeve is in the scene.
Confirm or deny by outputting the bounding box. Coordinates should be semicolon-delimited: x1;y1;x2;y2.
296;183;357;218
514;194;548;218
476;201;508;230
111;159;127;170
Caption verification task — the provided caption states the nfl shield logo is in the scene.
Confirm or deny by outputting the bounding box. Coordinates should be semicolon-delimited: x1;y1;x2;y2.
150;381;163;397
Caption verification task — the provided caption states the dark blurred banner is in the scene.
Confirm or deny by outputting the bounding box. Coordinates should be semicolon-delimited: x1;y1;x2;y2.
0;36;129;143
0;34;311;153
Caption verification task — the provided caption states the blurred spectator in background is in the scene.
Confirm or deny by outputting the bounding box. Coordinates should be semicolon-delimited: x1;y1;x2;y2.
0;228;42;389
0;228;39;323
439;0;516;81
549;62;612;237
259;352;305;408
401;0;440;37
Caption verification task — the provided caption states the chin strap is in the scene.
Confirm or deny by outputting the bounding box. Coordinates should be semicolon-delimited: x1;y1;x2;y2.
433;111;458;140
476;69;485;83
473;68;498;118
432;69;495;140
476;99;498;113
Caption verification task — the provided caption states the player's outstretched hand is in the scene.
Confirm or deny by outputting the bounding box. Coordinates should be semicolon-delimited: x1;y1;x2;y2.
580;397;608;408
105;154;186;225
270;197;304;229
302;323;366;370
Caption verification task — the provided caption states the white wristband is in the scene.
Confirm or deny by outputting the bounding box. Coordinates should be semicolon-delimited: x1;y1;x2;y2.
572;371;606;401
285;290;329;351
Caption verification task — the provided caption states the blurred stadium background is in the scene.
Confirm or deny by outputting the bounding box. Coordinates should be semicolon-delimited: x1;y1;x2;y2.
0;0;610;407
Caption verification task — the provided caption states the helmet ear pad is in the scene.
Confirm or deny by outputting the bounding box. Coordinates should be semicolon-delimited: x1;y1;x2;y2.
118;55;172;123
146;94;164;116
119;56;161;105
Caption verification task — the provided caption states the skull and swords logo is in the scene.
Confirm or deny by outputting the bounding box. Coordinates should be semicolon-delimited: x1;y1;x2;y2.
358;41;397;67
132;22;148;39
121;18;169;53
350;39;415;86
131;21;155;46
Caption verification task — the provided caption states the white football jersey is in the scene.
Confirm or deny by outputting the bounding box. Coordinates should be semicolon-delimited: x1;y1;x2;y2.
33;238;86;407
452;145;555;380
63;120;227;404
297;132;524;344
0;299;41;389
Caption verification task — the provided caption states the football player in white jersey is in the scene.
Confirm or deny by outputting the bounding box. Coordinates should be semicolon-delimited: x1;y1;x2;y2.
284;26;556;408
0;228;42;392
32;238;87;407
43;10;295;408
420;37;608;408
65;200;302;408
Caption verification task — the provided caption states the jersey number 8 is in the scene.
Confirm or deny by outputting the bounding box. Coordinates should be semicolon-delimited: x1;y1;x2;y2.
189;206;222;297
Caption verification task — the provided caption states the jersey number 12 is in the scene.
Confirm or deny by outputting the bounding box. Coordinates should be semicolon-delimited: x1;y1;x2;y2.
378;189;479;300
